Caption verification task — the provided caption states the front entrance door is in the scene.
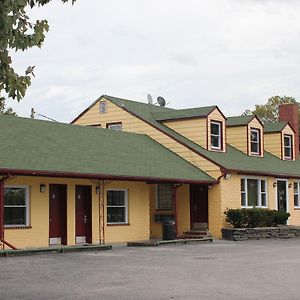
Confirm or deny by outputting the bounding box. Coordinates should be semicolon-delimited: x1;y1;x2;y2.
75;185;92;244
277;180;287;212
190;184;208;230
49;184;67;245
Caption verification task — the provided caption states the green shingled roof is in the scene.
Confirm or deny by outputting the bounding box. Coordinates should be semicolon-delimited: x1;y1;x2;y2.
264;121;289;133
104;95;300;178
0;115;215;183
152;106;217;121
226;115;255;127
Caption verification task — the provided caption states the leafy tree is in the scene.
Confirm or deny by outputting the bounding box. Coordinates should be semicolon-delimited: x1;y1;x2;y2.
243;96;299;123
0;97;16;115
0;0;76;101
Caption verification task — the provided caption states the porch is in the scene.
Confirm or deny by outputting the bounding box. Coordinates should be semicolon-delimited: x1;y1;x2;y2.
149;183;210;240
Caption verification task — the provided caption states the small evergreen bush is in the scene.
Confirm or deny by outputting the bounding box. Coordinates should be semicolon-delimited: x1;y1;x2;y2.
224;208;290;228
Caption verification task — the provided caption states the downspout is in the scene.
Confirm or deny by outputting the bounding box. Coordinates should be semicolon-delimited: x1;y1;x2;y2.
0;176;18;250
217;168;229;183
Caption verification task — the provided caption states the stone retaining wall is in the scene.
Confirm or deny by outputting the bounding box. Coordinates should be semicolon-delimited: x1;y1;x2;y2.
222;226;300;241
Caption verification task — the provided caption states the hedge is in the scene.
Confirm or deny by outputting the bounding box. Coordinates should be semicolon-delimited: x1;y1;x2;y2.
224;208;290;228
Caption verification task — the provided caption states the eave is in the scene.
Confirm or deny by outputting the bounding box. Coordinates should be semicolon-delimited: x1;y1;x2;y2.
0;168;217;185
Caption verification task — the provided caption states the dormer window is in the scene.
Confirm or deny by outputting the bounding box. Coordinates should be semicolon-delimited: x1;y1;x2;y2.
284;134;293;159
210;121;222;150
99;101;107;113
250;128;260;155
106;122;122;131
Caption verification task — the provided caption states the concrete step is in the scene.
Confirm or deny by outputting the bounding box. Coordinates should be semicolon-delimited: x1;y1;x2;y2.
184;230;208;235
181;230;212;239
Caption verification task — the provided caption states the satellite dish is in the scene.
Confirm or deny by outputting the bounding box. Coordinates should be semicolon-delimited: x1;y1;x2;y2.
157;96;166;107
147;94;153;105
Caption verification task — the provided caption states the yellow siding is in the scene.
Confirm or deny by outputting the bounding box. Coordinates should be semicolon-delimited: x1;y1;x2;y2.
267;178;276;210
248;118;264;157
163;118;207;148
3;176;149;249
104;181;149;243
227;126;248;153
282;125;295;161
208;183;223;237
207;108;226;152
289;179;300;226
74;98;221;177
149;185;161;238
209;174;242;237
176;184;190;234
249;118;263;131
264;132;282;158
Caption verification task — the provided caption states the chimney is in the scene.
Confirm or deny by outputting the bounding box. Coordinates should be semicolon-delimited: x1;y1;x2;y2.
279;103;299;158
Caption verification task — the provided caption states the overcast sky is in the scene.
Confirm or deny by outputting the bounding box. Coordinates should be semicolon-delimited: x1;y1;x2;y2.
7;0;300;122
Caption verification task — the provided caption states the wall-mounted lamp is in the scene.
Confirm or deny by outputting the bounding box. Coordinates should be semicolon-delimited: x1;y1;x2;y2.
208;185;213;190
40;184;46;193
95;186;100;194
273;182;277;188
288;183;293;189
224;173;232;180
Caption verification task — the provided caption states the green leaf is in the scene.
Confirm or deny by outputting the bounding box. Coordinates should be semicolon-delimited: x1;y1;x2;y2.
0;0;77;101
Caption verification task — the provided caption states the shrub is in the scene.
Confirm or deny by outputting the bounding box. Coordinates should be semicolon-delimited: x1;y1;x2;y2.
272;210;290;226
224;208;290;228
224;208;244;228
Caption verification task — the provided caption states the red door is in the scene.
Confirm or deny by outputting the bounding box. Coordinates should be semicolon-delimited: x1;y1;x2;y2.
190;185;208;230
49;184;67;245
75;185;92;244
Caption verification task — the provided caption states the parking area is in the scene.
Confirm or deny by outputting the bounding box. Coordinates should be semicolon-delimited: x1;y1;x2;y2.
1;239;300;299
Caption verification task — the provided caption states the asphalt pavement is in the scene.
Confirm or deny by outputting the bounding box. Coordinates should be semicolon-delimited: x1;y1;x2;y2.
1;239;300;299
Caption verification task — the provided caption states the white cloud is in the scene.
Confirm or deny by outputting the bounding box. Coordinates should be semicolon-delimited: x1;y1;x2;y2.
7;0;300;121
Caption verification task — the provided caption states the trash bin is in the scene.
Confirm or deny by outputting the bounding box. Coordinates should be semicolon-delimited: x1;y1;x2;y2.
162;219;176;240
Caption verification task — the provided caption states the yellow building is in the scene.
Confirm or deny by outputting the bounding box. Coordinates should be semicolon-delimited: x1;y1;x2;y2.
0;115;214;249
1;95;300;249
72;95;300;238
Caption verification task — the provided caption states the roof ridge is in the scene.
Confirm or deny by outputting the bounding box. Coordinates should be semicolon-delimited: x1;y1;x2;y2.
227;115;254;119
0;114;152;139
104;95;174;110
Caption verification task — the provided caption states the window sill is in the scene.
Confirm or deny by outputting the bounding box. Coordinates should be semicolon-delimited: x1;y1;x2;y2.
210;147;223;152
241;207;268;209
107;223;130;226
294;207;300;210
250;153;262;157
5;225;32;230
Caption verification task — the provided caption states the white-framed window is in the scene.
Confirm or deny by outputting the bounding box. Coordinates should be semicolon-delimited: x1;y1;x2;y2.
106;123;122;131
294;182;300;208
99;101;107;113
250;128;260;155
210;121;222;150
241;178;267;208
4;186;29;226
284;134;293;159
156;184;173;210
107;189;128;224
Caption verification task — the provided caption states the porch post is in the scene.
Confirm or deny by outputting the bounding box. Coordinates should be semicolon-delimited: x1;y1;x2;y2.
99;180;105;245
173;184;181;237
